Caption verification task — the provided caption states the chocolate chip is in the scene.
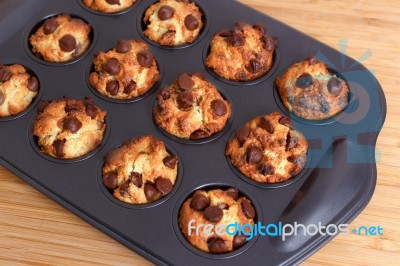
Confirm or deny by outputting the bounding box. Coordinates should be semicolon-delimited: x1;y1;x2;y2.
119;182;130;197
124;81;136;94
63;116;82;133
258;164;275;175
207;237;228;254
204;206;223;222
286;133;298;150
144;182;160;201
192;72;206;80
163;155;177;169
103;58;121;75
37;100;50;113
0;67;11;82
234;22;246;31
184;14;199;30
235;126;250;144
219;29;233;38
190;192;210;211
158;5;175;20
103;172;118;190
233;234;247;249
85;103;98;119
246;59;263;74
158;87;170;100
241;199;255;219
106;80;119;95
53;139;65;157
210;99;227;116
59;34;77;52
115;39;132;53
190;129;209;140
137;51;154;68
155;177;173;196
43;19;59;35
305;56;319;65
129;172;142;188
261;35;275;51
226;188;238;200
177;91;194;110
0;92;5;105
228;32;245;46
178;73;194;90
238;71;247;81
253;24;266;34
279;116;292;128
246;147;263;164
258;117;274;134
106;0;120;5
295;73;313;88
27;76;39;92
65;103;81;112
327;77;343;96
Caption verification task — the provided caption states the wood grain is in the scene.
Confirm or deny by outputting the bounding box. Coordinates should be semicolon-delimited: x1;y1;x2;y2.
1;0;399;265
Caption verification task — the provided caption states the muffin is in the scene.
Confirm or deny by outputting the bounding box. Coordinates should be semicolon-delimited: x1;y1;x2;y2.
102;135;178;204
205;22;276;82
0;64;39;117
179;188;255;254
89;39;160;100
29;14;91;63
32;98;106;159
225;112;308;183
143;0;203;46
82;0;137;13
275;56;350;120
153;72;231;140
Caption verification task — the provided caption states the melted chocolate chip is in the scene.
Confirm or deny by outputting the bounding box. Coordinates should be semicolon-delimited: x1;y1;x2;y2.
158;5;175;20
305;56;319;65
115;39;132;53
119;182;130;197
246;59;263;74
258;164;275;175
210;99;227;116
106;80;119;95
184;14;199;30
279;116;292;128
144;182;160;201
246;147;263;164
158;87;170;100
226;188;238;200
103;58;121;75
177;91;194;110
155;177;173;196
0;92;5;105
189;129;209;140
0;67;11;82
53;139;65;157
103;172;118;190
286;133;298;150
63;116;82;133
106;0;120;5
27;76;39;92
327;77;343;96
204;206;223;222
235;126;250;144
65;103;81;112
178;73;194;90
190;192;210;211
241;199;255;219
295;73;313;88
129;172;142;188
258;117;274;134
192;72;206;80
233;234;247;249
43;19;59;35
228;32;245;46
59;34;77;52
163;155;177;169
124;81;136;94
261;35;275;51
253;24;266;34
85;103;98;119
207;237;228;254
137;51;154;68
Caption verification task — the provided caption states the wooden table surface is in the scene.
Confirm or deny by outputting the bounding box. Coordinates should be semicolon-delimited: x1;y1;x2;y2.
1;0;399;265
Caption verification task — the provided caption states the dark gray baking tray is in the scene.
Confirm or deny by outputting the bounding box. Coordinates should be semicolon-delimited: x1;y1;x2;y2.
0;0;386;265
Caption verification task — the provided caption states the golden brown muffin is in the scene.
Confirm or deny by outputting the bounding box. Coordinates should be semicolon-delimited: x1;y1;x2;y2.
179;188;255;254
29;14;91;63
143;0;203;46
275;56;350;120
205;22;276;82
102;135;178;204
89;39;160;100
0;64;39;117
153;72;231;140
32;98;106;159
226;112;308;183
82;0;136;13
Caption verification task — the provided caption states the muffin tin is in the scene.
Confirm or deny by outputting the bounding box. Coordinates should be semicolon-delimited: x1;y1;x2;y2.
0;0;386;265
